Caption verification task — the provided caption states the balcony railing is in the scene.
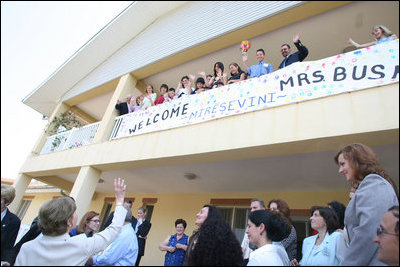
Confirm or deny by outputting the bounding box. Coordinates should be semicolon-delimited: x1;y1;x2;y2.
40;122;100;154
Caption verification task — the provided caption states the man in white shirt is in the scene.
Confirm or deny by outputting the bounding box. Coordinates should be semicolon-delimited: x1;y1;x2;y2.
88;207;138;266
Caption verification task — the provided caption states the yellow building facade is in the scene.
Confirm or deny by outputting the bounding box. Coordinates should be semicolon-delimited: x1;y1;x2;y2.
10;1;399;265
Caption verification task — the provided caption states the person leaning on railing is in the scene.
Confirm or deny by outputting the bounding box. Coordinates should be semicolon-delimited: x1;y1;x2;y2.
348;24;398;49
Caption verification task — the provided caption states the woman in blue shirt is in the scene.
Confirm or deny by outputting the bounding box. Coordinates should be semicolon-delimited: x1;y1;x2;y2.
159;219;189;266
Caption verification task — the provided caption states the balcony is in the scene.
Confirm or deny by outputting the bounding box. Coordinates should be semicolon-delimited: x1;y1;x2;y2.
40;122;100;154
38;40;398;156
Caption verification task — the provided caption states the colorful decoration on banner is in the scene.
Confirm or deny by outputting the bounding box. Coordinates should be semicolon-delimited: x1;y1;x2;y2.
240;40;251;55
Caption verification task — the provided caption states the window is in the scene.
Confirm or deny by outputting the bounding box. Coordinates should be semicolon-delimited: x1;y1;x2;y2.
217;206;250;243
144;204;154;222
16;199;32;220
142;198;157;222
99;202;113;231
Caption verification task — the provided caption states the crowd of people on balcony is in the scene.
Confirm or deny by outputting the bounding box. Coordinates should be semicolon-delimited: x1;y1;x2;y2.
115;25;398;117
115;31;311;116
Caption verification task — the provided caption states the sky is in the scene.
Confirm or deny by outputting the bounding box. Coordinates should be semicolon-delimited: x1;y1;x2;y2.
1;1;133;180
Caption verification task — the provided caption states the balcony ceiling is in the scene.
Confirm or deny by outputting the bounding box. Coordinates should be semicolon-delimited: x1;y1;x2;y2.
55;142;398;194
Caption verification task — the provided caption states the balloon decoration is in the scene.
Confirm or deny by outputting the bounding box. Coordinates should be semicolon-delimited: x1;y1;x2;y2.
240;40;251;55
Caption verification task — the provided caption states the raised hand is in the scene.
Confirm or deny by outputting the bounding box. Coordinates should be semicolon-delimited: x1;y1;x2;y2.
114;178;126;205
242;53;248;63
348;38;359;48
293;32;302;43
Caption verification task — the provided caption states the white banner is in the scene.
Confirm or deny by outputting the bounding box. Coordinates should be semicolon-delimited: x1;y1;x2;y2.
111;39;399;140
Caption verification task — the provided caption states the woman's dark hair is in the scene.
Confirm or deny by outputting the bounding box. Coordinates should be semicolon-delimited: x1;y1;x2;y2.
328;201;346;229
201;205;223;224
310;206;340;234
160;84;168;91
268;199;292;223
180;76;190;88
213;62;225;78
229;63;243;76
195;77;205;85
175;218;187;229
248;209;291;242
188;205;244;266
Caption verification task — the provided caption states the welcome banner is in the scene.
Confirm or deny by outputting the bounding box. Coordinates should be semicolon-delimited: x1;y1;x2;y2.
110;39;399;140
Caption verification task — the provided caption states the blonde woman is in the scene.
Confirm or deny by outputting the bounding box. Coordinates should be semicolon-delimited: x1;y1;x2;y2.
348;25;398;48
141;85;156;110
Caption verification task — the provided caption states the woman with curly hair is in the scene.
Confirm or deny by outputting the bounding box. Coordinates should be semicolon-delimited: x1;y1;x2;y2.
334;143;398;265
184;205;244;266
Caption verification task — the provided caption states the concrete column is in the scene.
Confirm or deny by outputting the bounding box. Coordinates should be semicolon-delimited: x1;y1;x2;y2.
93;73;140;143
31;102;70;155
8;173;32;213
69;166;101;220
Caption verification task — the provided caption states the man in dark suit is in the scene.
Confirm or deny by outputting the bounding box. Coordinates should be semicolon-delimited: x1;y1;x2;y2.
9;217;41;266
115;94;133;116
279;32;309;69
1;185;21;265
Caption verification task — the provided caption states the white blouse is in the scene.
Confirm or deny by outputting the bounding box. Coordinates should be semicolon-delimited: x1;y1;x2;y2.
247;243;290;266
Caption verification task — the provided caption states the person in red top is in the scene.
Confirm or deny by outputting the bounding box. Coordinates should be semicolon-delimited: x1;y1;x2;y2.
155;84;168;105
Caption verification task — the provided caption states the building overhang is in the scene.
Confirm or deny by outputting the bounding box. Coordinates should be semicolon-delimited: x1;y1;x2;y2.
22;1;353;118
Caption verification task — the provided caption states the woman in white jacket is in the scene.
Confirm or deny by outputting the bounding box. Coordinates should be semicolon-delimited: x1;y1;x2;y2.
15;178;128;266
292;206;342;266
